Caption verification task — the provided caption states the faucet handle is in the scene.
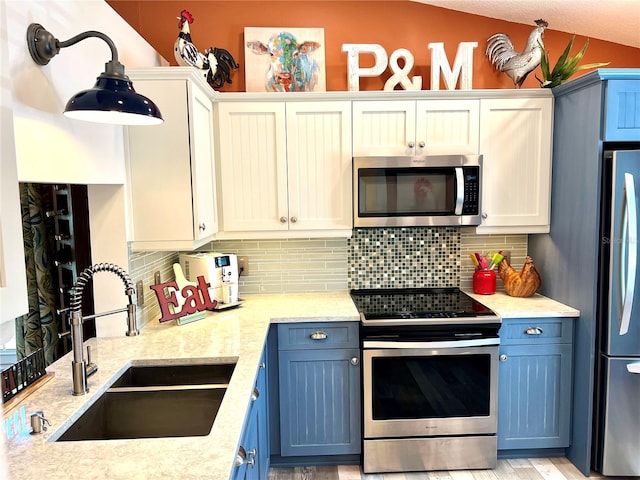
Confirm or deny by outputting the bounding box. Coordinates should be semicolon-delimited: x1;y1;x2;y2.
85;346;98;377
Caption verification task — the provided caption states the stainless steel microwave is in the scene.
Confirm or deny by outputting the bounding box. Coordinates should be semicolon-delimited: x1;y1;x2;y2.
353;155;482;227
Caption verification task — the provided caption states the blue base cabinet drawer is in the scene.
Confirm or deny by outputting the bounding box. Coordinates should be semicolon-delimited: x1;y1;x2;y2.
278;322;359;350
498;317;574;451
277;322;361;458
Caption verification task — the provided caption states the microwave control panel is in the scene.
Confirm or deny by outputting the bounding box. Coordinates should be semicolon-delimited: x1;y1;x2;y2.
462;167;480;215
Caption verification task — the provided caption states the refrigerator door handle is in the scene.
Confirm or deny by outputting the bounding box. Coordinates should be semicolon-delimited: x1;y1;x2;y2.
619;173;637;336
627;362;640;374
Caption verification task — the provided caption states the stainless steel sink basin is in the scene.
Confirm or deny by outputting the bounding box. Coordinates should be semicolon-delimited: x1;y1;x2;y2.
110;363;236;388
54;361;236;442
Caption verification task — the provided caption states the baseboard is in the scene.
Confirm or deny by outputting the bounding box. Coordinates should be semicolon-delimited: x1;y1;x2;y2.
270;454;361;467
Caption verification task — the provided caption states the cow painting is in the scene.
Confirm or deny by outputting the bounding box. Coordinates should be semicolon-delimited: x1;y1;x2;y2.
246;31;322;92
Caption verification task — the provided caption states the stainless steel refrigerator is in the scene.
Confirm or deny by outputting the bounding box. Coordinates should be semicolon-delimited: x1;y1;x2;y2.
592;149;640;477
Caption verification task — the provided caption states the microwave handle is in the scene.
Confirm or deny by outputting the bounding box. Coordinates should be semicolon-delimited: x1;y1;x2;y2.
454;167;464;215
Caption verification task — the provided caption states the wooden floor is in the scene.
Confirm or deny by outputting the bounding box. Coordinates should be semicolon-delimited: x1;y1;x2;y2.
268;458;634;480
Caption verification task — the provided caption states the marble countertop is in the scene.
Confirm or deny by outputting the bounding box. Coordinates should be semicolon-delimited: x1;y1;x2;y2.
3;292;359;480
466;291;580;318
2;289;578;480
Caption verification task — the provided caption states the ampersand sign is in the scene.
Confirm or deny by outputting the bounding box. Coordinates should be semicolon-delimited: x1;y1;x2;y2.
384;48;422;91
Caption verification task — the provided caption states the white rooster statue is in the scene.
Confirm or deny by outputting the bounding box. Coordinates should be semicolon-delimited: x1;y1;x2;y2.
486;19;548;88
174;10;239;89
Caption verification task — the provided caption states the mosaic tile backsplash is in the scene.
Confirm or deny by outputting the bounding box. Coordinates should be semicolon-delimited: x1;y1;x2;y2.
348;228;460;289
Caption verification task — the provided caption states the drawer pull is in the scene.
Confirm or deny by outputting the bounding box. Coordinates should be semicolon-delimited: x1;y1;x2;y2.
310;331;328;340
525;327;543;335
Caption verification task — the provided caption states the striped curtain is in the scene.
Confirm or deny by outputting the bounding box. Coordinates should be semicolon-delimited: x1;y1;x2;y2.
14;183;59;365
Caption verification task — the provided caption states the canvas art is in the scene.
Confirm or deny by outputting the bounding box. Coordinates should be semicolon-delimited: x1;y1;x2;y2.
244;27;326;92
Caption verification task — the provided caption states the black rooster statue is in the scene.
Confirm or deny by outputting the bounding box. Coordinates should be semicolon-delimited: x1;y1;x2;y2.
174;10;239;89
486;19;548;88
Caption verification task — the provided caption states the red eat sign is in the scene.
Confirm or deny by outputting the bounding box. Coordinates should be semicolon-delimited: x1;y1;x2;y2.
149;276;217;323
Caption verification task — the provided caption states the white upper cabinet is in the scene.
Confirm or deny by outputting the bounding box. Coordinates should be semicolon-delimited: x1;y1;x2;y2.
125;68;217;251
216;101;288;234
352;99;479;156
286;102;353;232
477;96;553;234
216;100;352;239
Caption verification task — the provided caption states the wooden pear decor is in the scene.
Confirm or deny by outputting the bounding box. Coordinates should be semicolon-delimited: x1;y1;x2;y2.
498;255;541;297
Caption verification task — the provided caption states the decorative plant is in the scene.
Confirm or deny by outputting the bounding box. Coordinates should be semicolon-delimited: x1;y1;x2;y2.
536;35;610;88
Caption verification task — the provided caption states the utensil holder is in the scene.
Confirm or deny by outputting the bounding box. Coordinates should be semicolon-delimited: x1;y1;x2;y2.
473;269;496;295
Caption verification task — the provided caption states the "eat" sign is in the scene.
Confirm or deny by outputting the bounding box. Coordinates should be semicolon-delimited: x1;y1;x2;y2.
149;276;217;323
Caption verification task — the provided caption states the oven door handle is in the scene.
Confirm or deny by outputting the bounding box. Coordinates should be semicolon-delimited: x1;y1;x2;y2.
362;337;500;349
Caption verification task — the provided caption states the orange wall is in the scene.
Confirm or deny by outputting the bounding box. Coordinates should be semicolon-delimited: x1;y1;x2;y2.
107;1;640;92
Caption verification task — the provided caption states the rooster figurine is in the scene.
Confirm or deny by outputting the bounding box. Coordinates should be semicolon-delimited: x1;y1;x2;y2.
174;10;239;89
486;19;548;87
498;255;541;297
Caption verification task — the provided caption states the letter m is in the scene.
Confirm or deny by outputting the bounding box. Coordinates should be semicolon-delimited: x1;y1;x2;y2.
428;42;477;90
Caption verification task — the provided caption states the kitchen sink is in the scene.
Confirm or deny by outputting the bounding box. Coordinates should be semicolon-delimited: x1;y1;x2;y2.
110;362;236;388
54;361;236;442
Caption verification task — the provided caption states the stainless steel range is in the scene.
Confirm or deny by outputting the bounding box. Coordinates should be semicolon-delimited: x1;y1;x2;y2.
350;288;501;474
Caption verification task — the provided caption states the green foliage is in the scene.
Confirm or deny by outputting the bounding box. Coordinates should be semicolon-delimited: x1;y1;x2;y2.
537;35;610;88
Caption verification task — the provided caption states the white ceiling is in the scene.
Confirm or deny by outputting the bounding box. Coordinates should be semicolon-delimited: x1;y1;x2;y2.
413;0;640;48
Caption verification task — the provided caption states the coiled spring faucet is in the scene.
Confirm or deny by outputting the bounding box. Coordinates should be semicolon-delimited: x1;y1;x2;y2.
68;263;139;396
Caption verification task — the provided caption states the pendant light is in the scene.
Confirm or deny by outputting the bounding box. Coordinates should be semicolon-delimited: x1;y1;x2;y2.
26;23;163;126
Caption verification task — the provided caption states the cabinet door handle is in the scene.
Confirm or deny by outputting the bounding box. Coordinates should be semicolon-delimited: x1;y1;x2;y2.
235;446;246;467
310;331;327;340
351;357;359;366
499;354;508;362
525;327;543;335
290;216;298;223
280;216;287;223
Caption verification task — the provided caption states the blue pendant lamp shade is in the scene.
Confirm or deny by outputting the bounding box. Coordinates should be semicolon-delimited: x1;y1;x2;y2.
27;23;163;126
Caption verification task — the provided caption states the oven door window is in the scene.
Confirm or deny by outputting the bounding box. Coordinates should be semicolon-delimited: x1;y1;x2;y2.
358;168;456;217
371;354;491;419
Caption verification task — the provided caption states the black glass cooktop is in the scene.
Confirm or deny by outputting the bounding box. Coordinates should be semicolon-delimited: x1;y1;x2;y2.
350;287;499;326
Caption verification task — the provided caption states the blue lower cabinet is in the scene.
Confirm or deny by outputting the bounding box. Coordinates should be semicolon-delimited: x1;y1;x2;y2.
233;351;269;480
497;318;574;451
277;322;361;457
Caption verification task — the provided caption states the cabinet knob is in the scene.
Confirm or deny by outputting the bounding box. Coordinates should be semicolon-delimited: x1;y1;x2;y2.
247;449;257;458
418;141;426;148
482;213;488;219
309;331;328;340
290;216;298;223
351;357;359;366
199;223;206;231
408;141;415;148
499;354;508;362
251;387;260;401
280;216;287;223
259;362;266;369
